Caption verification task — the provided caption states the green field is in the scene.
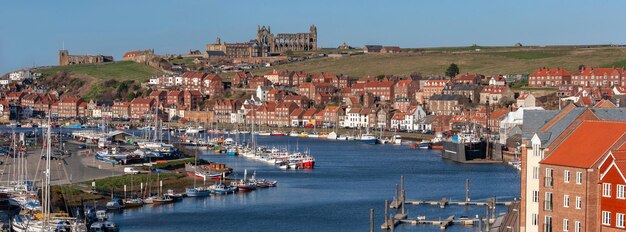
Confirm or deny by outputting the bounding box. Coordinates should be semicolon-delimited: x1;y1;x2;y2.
37;61;159;82
242;46;626;79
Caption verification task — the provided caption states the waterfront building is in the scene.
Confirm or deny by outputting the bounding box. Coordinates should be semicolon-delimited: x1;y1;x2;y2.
479;85;514;105
428;94;467;116
520;106;626;232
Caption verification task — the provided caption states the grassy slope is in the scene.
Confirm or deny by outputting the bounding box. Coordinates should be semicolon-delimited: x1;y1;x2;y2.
38;61;158;82
245;47;626;78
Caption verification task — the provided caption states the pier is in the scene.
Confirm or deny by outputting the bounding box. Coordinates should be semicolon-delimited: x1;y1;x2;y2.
381;176;519;231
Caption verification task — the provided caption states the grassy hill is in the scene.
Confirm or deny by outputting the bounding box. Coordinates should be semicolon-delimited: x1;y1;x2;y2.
248;46;626;78
35;61;159;100
37;61;159;82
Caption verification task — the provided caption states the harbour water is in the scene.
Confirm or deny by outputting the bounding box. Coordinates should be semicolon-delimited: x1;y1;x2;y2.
109;136;520;231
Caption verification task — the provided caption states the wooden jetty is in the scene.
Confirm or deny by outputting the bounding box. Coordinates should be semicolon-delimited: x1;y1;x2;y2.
381;176;519;231
392;197;515;209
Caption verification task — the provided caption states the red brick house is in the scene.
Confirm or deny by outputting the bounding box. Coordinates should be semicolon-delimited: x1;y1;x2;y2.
202;74;224;98
394;80;418;100
454;73;482;85
233;71;253;87
267;89;286;102
57;97;84;118
249;77;272;89
283;95;308;108
275;102;299;126
364;81;395;102
538;121;626;232
529;68;573;87
112;102;131;119
148;90;167;104
213;99;241;123
183;90;203;110
573;67;623;87
167;91;184;106
292;71;309;87
130;98;155;119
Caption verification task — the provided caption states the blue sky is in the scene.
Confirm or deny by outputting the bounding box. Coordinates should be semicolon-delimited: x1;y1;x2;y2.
1;0;624;74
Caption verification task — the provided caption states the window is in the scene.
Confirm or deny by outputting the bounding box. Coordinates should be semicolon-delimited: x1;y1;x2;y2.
533;191;539;203
533;167;539;180
602;211;611;226
575;196;581;209
544;216;553;232
603;211;611;225
618;213;625;228
576;172;583;184
545;192;553;211
545;168;554;187
564;170;570;183
603;183;612;197
563;219;569;231
574;221;581;232
533;144;540;157
563;195;569;208
532;213;538;226
618;185;626;199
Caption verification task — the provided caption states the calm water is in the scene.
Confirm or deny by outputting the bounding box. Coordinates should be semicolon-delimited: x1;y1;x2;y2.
110;136;519;232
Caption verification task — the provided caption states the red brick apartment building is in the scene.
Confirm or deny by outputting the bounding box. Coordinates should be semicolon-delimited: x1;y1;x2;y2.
529;68;572;87
538;121;626;232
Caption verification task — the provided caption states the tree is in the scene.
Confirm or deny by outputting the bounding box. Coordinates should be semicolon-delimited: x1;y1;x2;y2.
445;63;460;78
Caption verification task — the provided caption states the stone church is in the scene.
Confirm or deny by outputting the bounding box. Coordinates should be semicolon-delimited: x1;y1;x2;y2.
205;25;317;58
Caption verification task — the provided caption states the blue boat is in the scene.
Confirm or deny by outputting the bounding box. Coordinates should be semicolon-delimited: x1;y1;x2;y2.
418;141;432;149
186;187;211;197
209;182;238;194
226;147;238;156
357;134;378;144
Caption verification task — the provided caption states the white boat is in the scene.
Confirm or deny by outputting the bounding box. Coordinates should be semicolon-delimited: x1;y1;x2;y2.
393;135;402;145
327;132;338;140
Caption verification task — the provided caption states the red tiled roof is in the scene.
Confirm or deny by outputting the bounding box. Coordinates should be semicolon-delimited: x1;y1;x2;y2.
481;86;510;94
131;98;154;105
541;121;626;168
364;81;394;88
123;51;140;58
182;72;207;79
167;91;182;96
348;108;361;114
530;68;572;77
594;99;617;108
290;108;305;117
60;97;82;103
577;67;623;76
303;108;318;117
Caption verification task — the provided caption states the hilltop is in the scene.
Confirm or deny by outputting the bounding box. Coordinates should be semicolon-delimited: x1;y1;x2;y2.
34;61;160;101
248;46;626;78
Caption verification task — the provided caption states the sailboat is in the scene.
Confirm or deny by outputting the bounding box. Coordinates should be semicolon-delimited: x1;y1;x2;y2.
186;137;211;197
236;169;257;191
11;116;85;232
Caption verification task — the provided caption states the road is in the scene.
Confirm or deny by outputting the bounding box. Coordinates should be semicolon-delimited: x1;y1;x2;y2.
0;141;122;185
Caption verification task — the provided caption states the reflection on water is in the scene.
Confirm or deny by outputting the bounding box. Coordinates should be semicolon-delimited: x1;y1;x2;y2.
109;136;519;232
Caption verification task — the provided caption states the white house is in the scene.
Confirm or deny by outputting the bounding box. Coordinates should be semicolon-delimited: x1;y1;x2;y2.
256;86;270;102
390;106;427;131
0;79;10;85
149;77;160;85
343;107;369;128
516;93;536;108
9;70;32;81
488;75;506;86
